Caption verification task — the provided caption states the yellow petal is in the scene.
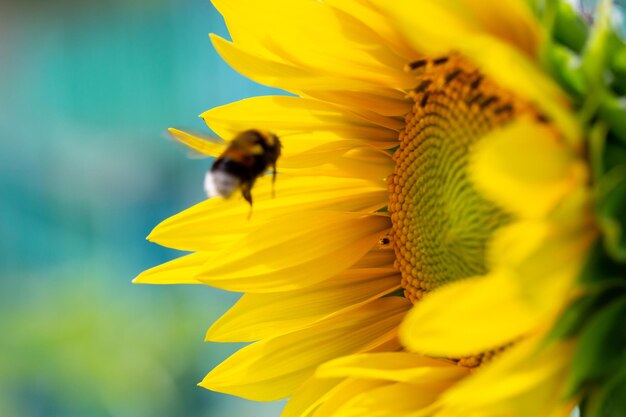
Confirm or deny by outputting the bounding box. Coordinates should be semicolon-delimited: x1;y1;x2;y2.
206;267;400;341
211;35;402;99
201;96;399;153
351;245;396;269
485;220;551;270
213;34;411;118
148;175;388;252
211;0;415;88
133;252;206;284
199;297;410;401
486;218;593;277
282;376;344;417
279;140;388;169
374;0;488;56
195;212;391;292
375;0;538;58
312;379;390;417
469;121;587;219
328;382;445;417
455;0;540;56
317;352;468;384
325;0;415;60
489;220;596;312
306;89;412;118
282;146;394;183
435;337;576;417
399;272;538;357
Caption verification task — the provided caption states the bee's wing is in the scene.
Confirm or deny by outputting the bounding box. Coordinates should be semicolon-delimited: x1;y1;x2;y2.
168;128;227;159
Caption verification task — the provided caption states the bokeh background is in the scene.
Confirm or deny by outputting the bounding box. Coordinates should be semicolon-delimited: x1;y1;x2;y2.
0;0;285;416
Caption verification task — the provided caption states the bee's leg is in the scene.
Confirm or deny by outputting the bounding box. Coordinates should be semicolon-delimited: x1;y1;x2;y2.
241;184;254;219
242;183;253;205
271;163;277;198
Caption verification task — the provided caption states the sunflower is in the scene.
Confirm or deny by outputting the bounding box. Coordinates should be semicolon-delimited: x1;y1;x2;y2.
136;0;626;416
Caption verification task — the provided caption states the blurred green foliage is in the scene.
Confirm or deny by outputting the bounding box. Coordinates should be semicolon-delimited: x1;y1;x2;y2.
1;275;216;417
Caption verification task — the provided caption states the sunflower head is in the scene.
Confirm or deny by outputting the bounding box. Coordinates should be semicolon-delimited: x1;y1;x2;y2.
137;0;626;416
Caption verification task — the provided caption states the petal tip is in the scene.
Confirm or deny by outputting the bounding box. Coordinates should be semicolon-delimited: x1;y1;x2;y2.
204;327;217;342
132;271;153;285
145;227;167;243
204;321;239;343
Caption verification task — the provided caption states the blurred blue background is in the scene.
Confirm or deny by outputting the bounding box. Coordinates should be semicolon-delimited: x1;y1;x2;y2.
0;0;284;416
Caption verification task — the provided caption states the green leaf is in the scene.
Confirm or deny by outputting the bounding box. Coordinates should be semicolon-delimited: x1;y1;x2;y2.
583;362;626;417
593;136;626;263
545;42;586;99
599;93;626;145
578;237;626;284
596;165;626;262
554;0;590;53
550;240;625;342
613;41;626;74
607;32;626;94
604;138;626;173
589;121;608;183
567;297;626;397
550;234;626;342
550;291;607;340
550;281;625;341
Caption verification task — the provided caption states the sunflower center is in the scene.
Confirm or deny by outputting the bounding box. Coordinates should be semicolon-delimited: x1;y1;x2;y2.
389;55;535;303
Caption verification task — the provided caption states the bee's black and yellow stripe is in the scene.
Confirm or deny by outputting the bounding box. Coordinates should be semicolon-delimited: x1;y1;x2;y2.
211;129;282;205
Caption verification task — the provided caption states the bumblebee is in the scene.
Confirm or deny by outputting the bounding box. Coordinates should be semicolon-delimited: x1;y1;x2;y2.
204;129;282;206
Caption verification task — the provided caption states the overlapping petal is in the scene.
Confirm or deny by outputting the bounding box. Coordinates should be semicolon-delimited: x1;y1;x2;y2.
148;175;388;251
469;121;587;219
434;336;576;417
320;382;443;417
202;96;400;152
399;271;537;356
317;352;468;384
374;0;540;57
282;377;344;417
211;0;416;88
200;297;410;400
206;262;399;341
193;212;390;292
